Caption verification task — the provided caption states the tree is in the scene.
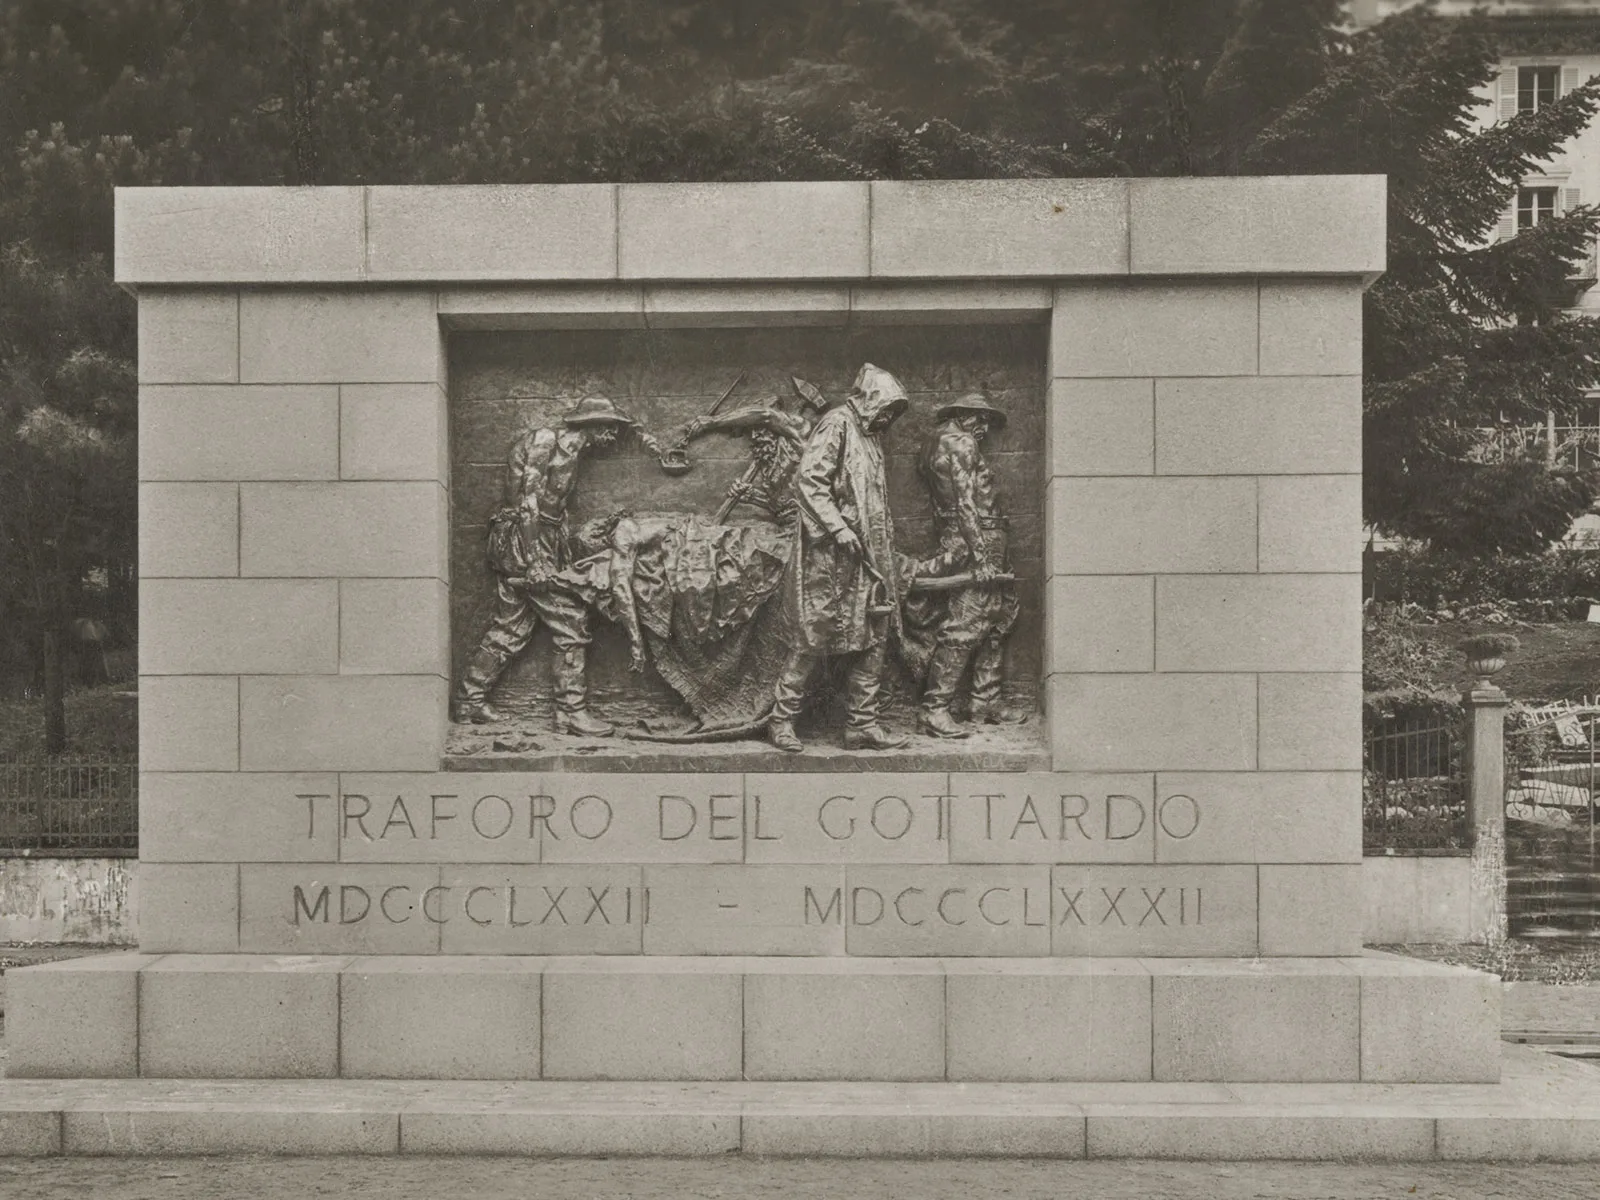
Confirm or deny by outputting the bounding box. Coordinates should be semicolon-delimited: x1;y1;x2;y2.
1244;7;1600;556
0;244;134;753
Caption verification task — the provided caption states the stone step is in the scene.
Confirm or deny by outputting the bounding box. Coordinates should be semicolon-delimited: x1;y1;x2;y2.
8;952;1499;1086
0;1045;1596;1160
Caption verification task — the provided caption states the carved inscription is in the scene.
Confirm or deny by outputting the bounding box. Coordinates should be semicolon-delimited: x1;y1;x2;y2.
798;883;1200;928
292;881;647;928
312;785;1206;856
276;867;1231;953
259;778;1237;952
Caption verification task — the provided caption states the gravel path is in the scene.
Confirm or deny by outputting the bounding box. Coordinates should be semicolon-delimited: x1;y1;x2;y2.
0;1157;1595;1199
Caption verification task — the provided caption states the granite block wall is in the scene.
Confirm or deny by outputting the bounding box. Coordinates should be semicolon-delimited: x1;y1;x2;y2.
125;179;1378;960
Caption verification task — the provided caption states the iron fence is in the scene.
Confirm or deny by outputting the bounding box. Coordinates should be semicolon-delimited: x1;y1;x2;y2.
1363;714;1468;852
0;762;137;856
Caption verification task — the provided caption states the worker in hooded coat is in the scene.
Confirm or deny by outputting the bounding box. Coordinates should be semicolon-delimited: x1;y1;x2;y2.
769;363;910;753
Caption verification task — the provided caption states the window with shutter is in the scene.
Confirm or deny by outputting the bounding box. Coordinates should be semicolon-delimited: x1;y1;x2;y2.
1519;65;1559;112
1519;187;1558;230
1500;66;1519;119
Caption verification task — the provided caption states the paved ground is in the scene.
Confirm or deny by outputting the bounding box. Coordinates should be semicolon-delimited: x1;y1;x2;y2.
0;1157;1597;1198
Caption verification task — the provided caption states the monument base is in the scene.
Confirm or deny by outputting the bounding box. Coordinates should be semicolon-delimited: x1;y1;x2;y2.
0;1045;1596;1159
9;952;1498;1085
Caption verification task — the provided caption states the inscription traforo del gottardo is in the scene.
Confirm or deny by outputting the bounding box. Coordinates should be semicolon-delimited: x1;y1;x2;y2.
237;777;1261;955
309;782;1201;857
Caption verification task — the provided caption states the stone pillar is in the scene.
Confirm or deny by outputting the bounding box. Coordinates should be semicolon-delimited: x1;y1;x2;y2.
1463;681;1510;944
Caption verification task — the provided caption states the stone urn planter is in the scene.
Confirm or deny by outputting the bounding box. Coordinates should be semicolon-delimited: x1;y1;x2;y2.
1458;633;1519;685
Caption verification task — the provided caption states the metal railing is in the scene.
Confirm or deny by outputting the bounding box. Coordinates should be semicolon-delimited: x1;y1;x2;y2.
0;763;137;856
1363;714;1469;852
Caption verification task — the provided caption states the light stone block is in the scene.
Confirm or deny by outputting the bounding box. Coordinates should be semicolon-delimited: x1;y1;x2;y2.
0;1115;60;1156
1503;980;1600;1036
240;482;446;578
401;1112;739;1156
1151;963;1359;1082
239;675;447;772
139;955;342;1077
139;483;238;577
139;384;338;480
849;283;1054;324
743;965;944;1080
5;955;151;1078
1048;378;1154;477
138;291;238;383
618;183;868;280
1087;1113;1435;1162
1259;279;1365;376
365;184;616;280
340;579;449;676
1154;377;1361;475
1052;866;1258;956
1155;773;1361;865
1051;282;1257;378
340;957;542;1079
1363;855;1472;944
542;963;742;1080
141;773;336;863
1155;575;1361;674
742;1114;1086;1158
64;1109;397;1156
1437;1117;1600;1162
1050;478;1257;574
539;775;746;865
141;579;337;674
843;866;1051;956
438;285;645;330
1258;864;1363;956
743;773;948;864
1258;476;1363;574
945;961;1152;1081
643;866;845;955
337;773;544;865
1128;176;1385;276
1049;674;1256;772
871;179;1128;278
239;865;442;955
439;865;645;955
340;384;447;481
115;186;365;283
1355;960;1502;1083
644;285;850;327
239;290;440;384
1047;577;1154;673
948;773;1156;864
139;675;238;772
138;863;238;953
1258;674;1362;771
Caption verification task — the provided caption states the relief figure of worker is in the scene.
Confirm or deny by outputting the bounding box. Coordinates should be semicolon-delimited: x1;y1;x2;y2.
910;393;1025;736
679;376;831;524
451;395;645;735
769;364;910;753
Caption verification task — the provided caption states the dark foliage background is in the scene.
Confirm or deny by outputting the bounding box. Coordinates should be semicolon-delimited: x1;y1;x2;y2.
3;0;1598;748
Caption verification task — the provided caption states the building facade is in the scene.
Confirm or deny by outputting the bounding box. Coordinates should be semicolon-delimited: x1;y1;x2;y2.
1356;1;1600;540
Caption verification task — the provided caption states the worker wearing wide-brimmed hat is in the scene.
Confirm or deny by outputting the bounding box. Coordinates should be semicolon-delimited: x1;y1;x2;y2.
911;391;1025;737
452;394;639;735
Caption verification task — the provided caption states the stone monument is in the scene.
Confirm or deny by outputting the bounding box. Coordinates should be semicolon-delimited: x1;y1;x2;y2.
3;177;1510;1158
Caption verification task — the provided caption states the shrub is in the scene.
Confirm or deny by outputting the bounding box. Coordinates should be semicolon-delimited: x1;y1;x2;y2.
1366;544;1600;613
1458;632;1521;661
